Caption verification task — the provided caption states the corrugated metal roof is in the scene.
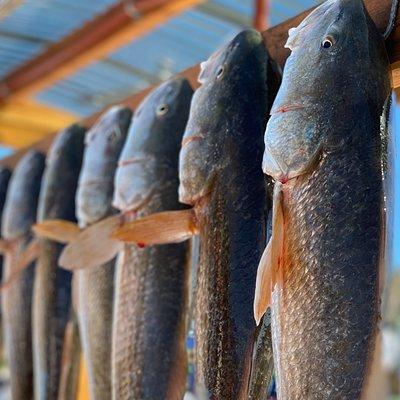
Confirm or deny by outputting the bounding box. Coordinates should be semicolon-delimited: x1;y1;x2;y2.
35;0;320;116
271;0;320;24
0;0;116;78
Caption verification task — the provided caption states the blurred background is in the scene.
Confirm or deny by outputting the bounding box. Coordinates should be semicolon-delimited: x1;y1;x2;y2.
0;0;398;399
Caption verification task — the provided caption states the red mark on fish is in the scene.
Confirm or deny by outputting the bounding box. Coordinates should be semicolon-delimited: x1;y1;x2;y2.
118;157;149;167
181;135;204;149
271;104;305;115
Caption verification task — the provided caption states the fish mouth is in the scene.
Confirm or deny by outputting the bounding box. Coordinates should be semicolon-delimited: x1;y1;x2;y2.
181;135;204;149
270;104;307;115
179;189;208;209
114;186;155;214
179;190;203;207
114;155;157;213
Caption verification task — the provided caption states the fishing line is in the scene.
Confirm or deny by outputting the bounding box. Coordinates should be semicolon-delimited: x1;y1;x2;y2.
384;0;399;40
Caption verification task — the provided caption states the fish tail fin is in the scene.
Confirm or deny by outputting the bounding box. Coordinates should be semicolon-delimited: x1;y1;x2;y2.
111;209;198;245
59;215;123;271
32;220;81;244
254;183;284;325
1;238;40;290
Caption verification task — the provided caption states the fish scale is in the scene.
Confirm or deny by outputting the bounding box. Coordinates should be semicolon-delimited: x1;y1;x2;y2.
274;145;382;397
113;227;190;399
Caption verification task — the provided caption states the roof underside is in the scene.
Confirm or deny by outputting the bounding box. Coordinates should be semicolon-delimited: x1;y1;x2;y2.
0;0;320;153
0;0;321;158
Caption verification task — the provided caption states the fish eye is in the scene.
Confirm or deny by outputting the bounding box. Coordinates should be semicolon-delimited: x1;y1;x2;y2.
322;36;334;49
108;128;121;142
216;66;225;79
156;104;169;116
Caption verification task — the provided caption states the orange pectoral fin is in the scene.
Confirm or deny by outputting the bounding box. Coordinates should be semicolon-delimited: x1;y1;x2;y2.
59;215;123;271
254;183;284;325
111;209;198;246
1;238;40;290
32;220;81;243
254;240;274;326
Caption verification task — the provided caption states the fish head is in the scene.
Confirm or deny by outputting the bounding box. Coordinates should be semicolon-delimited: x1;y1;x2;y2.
37;125;85;222
179;29;268;205
113;77;193;212
76;106;131;227
2;150;45;240
264;0;389;181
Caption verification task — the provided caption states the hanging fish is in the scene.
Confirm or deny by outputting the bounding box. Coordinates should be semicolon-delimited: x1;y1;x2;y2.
37;77;194;399
32;125;85;400
1;150;45;400
253;0;392;398
33;108;131;398
75;106;131;399
43;106;131;398
113;29;280;399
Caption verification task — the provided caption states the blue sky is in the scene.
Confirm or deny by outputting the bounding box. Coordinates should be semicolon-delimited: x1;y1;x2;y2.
0;147;13;159
391;102;400;269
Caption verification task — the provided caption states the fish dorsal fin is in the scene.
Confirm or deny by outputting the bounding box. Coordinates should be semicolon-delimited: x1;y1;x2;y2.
111;209;198;245
59;215;123;271
254;183;284;325
1;238;40;290
32;220;81;243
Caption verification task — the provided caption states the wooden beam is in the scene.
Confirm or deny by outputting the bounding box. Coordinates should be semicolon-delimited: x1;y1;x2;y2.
1;0;399;166
77;356;89;400
0;129;48;148
254;0;270;31
0;100;77;129
0;0;205;101
0;100;77;148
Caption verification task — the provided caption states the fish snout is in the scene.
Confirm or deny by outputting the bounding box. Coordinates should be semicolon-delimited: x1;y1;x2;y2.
113;185;155;214
262;149;288;181
113;155;156;212
179;135;214;206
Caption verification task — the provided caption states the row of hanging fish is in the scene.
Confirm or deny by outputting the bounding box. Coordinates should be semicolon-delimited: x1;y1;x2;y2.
0;0;394;398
